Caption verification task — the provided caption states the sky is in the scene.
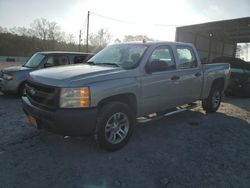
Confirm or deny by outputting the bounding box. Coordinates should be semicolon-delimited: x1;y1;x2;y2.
0;0;250;42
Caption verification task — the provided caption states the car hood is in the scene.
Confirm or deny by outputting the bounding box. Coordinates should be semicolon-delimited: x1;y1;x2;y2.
28;64;132;87
2;66;32;73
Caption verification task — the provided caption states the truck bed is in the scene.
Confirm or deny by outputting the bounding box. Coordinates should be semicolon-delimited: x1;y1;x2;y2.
201;63;231;99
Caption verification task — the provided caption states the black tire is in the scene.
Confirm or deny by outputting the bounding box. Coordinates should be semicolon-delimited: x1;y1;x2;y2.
18;83;26;96
95;102;135;151
202;84;222;113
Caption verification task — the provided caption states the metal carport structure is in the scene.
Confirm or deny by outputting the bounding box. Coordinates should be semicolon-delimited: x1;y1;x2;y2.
175;17;250;62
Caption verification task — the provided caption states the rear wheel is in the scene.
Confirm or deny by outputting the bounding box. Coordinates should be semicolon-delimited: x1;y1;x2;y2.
202;84;222;113
95;102;135;151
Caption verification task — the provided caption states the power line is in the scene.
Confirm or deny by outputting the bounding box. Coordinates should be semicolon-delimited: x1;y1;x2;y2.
89;11;180;27
90;11;135;24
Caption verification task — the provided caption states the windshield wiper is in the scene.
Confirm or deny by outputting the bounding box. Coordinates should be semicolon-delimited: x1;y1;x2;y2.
97;62;120;67
87;61;96;65
22;64;32;68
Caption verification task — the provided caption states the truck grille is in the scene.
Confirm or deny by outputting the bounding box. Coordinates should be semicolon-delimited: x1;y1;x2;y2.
26;81;59;110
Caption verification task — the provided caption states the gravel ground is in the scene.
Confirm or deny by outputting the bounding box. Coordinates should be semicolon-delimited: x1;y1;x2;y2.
0;92;250;188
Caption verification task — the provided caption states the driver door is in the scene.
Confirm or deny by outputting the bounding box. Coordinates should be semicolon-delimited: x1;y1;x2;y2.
141;45;180;114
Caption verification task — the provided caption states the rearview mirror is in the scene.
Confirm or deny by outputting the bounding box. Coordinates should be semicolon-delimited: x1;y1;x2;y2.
145;60;168;73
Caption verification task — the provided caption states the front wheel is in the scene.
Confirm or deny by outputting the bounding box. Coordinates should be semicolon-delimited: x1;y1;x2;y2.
95;102;135;151
202;84;222;113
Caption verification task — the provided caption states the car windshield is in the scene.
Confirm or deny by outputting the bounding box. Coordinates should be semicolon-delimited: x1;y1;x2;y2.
23;53;45;68
88;44;148;69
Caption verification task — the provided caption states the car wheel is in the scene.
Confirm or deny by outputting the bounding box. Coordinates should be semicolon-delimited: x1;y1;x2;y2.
95;102;135;151
202;84;222;113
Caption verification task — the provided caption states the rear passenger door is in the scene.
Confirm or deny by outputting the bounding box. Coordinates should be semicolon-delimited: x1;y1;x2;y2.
174;45;203;104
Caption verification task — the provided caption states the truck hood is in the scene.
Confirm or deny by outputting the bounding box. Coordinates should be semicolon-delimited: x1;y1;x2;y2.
2;66;32;73
29;64;131;87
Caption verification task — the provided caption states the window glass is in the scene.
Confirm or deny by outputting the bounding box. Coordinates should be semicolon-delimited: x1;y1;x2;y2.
149;46;176;71
46;56;69;66
88;44;148;69
101;48;122;63
177;46;197;69
23;53;45;68
74;55;93;64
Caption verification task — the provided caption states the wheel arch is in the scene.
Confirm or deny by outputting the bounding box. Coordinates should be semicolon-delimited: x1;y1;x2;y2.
18;81;26;95
211;77;225;91
97;93;138;117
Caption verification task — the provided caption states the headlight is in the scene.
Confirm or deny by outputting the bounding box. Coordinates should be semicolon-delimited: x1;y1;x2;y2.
3;73;14;80
60;87;90;108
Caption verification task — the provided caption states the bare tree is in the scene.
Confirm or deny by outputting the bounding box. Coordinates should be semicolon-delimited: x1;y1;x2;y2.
123;35;153;42
47;21;61;41
66;34;75;44
31;18;66;42
89;28;111;47
0;26;8;33
31;18;49;40
243;43;249;61
236;45;242;58
9;26;34;36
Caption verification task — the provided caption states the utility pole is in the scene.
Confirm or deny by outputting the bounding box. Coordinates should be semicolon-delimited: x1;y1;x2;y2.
86;11;90;53
78;29;82;52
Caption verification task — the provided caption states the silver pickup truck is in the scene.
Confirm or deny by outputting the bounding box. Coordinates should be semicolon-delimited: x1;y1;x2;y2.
22;42;230;151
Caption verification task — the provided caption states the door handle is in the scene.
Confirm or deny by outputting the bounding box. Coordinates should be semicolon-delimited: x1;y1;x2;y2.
171;75;180;81
195;72;202;77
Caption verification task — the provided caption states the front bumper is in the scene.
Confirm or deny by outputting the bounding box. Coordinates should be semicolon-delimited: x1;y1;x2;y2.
22;96;98;136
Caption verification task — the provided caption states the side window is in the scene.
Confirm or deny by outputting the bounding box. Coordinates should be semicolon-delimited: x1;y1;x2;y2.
46;56;69;66
149;45;176;71
74;56;87;64
74;55;93;64
176;46;197;69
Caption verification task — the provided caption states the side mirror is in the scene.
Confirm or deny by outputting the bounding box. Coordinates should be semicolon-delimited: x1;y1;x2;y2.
146;60;168;73
44;63;53;68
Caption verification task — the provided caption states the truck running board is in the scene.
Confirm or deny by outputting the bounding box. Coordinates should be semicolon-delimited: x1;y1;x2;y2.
137;102;198;123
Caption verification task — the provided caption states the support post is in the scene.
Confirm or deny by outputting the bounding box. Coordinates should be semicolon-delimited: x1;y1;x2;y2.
78;30;82;52
86;11;90;53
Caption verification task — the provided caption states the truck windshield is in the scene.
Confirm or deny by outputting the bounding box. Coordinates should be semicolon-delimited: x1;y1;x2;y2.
88;44;148;69
23;53;45;68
